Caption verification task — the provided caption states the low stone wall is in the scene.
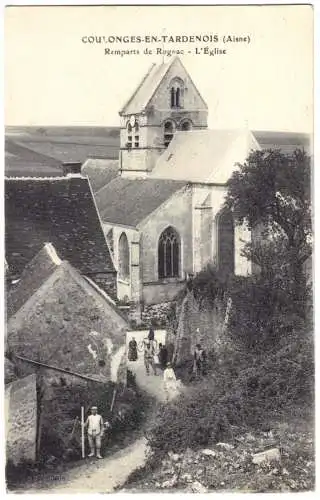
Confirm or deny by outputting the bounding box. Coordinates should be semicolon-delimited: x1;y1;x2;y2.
141;302;174;327
174;291;227;364
6;374;38;466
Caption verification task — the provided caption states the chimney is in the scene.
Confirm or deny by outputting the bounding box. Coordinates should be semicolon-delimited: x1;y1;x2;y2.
62;162;82;176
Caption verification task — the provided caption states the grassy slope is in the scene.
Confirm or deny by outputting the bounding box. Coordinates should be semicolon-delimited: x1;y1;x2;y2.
5;126;121;176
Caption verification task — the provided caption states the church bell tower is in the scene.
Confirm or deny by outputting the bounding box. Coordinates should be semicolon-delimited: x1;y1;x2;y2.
118;56;208;178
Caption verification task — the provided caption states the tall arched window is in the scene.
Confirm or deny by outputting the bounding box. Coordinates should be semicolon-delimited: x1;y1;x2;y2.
176;87;180;107
158;227;180;279
118;232;130;281
170;87;175;108
217;209;235;278
164;120;175;148
169;78;184;108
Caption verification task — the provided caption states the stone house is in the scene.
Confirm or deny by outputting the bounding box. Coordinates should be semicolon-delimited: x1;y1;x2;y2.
6;243;127;383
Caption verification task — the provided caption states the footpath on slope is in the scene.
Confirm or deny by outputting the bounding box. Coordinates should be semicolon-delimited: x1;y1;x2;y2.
13;436;149;494
10;352;169;493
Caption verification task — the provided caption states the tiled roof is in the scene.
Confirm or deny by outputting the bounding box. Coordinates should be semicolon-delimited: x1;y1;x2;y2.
6;243;61;320
119;60;174;116
95;176;187;227
252;130;311;155
5;175;115;277
81;159;119;193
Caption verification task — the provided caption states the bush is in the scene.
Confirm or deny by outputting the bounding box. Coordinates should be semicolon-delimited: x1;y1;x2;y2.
147;325;314;455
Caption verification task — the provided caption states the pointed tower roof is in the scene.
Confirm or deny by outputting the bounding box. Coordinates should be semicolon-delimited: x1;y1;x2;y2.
119;56;207;116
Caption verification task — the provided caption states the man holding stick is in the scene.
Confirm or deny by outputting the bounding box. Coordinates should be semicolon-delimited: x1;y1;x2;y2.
84;406;105;459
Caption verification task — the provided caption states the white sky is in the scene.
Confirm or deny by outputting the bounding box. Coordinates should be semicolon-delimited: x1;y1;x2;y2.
4;4;313;132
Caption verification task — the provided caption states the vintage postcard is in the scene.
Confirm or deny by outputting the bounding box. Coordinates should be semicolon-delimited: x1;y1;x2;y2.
3;3;314;495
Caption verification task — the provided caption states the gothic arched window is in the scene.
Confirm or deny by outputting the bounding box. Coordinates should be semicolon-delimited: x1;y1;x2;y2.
158;226;180;279
118;232;130;281
164;120;175;148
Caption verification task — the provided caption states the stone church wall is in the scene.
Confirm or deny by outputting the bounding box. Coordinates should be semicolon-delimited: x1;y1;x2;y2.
140;185;193;304
148;57;208;126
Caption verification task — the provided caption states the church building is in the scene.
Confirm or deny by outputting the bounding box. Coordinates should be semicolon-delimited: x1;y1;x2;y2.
83;56;309;314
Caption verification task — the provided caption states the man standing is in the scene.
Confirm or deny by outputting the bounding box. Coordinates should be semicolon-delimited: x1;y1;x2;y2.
144;342;157;375
193;343;206;378
85;406;104;459
158;343;168;370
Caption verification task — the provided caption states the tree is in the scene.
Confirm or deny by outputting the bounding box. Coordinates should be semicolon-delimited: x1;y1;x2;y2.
226;148;312;313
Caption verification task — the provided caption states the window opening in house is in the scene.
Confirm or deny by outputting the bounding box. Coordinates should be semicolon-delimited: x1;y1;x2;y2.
158;226;180;279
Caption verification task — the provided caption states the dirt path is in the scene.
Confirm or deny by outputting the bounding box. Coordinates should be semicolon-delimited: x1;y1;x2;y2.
12;335;172;494
14;437;149;494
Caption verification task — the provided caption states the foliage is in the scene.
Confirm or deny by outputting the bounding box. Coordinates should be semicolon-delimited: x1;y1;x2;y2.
226;149;312;304
187;263;229;309
147;325;313;455
226;148;311;255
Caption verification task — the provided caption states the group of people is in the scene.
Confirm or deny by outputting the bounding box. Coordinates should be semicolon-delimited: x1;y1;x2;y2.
128;327;169;376
84;332;207;459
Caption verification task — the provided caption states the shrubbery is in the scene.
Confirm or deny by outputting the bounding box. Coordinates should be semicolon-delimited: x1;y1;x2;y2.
148;325;313;456
147;259;314;457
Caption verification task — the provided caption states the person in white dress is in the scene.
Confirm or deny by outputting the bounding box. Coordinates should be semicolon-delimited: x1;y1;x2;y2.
163;363;179;402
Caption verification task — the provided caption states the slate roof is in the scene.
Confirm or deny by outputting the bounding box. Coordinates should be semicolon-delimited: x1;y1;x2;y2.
6;243;62;320
252;130;311;155
81;159;119;193
5;175;115;277
95;177;187;227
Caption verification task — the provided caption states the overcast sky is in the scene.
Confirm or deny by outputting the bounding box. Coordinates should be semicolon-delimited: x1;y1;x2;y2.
5;5;313;132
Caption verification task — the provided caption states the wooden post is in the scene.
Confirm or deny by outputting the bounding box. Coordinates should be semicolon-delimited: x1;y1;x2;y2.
110;388;117;413
81;406;85;459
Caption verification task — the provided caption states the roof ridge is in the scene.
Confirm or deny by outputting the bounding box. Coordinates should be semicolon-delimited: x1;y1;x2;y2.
44;243;62;266
5;175;85;181
119;62;157;116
